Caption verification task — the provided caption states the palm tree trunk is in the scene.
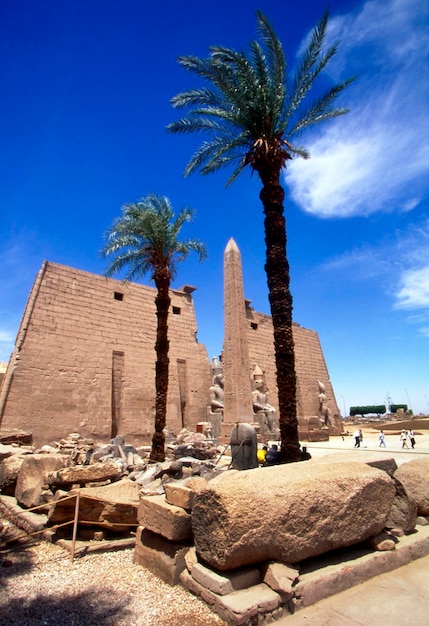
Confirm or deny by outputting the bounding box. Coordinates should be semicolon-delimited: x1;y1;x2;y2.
258;168;301;463
149;273;171;462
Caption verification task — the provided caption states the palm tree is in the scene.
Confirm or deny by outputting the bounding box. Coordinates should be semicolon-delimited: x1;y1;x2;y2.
100;194;207;462
168;11;354;463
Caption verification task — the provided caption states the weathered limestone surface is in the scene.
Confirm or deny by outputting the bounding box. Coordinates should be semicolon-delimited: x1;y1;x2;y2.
138;494;192;541
394;458;429;515
47;460;123;486
192;462;396;570
15;454;70;508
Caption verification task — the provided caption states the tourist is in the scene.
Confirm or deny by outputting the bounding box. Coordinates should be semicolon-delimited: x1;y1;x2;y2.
265;444;279;465
257;445;268;464
353;429;361;447
408;430;416;448
379;430;386;447
400;429;408;448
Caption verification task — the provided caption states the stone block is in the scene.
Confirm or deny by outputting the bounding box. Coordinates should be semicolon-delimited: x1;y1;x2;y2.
164;485;193;511
138;494;192;541
133;526;192;586
192;461;396;570
191;561;260;595
214;583;282;625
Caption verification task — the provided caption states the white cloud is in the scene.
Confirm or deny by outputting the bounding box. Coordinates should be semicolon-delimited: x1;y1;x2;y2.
284;0;429;218
395;266;429;309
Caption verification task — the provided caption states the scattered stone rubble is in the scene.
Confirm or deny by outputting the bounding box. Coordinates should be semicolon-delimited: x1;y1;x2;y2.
0;428;225;547
1;429;429;625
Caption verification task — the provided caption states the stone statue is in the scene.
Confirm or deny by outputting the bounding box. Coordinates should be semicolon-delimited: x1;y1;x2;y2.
209;357;224;415
251;364;277;435
318;380;331;427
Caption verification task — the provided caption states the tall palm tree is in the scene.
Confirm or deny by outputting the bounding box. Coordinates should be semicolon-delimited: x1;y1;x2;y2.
168;11;354;463
100;194;207;462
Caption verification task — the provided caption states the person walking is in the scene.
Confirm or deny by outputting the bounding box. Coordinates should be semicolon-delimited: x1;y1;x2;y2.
353;429;361;448
379;430;386;447
400;429;408;448
408;430;416;448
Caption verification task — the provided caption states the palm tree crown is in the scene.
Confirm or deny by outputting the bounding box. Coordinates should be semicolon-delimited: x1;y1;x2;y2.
101;194;207;287
101;194;207;462
168;11;354;185
168;11;353;463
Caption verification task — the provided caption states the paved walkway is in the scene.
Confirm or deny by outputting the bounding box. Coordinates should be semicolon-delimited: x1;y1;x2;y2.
275;553;429;625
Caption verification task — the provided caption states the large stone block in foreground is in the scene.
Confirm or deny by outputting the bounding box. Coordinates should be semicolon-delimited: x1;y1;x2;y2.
394;458;429;515
192;462;396;570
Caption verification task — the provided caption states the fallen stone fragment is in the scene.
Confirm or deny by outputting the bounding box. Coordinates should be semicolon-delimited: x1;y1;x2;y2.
365;531;396;551
262;561;299;597
192;461;396;570
15;454;70;508
394;458;429;515
46;460;123;486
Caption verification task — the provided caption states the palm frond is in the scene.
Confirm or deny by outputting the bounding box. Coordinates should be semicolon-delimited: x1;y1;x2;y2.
289;77;355;136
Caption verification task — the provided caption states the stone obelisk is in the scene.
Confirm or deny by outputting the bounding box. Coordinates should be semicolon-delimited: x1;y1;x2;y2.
223;238;253;423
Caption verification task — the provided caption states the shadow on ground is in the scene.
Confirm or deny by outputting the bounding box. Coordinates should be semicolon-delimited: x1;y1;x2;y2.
0;588;131;625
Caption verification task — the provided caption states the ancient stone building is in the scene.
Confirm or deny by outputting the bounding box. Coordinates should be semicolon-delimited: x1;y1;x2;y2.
0;262;211;445
245;306;341;435
0;253;341;445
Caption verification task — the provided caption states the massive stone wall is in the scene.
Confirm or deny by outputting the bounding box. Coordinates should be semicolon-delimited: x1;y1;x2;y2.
0;262;211;445
245;305;341;429
0;259;341;445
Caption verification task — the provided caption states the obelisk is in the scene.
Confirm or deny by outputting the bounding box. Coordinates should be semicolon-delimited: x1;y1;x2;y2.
223;238;253;423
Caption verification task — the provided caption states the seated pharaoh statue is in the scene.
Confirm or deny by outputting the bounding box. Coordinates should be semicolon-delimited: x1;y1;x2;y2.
251;364;278;436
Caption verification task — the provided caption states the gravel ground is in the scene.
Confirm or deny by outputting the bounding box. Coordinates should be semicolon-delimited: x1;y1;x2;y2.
0;540;228;626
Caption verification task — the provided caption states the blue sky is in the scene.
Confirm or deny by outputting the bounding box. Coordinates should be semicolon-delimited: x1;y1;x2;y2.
1;0;428;415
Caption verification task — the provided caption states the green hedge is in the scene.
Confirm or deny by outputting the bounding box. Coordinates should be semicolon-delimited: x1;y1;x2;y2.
389;404;408;413
350;405;386;416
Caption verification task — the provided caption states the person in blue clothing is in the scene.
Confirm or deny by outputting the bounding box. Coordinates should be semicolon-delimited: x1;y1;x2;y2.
265;444;279;465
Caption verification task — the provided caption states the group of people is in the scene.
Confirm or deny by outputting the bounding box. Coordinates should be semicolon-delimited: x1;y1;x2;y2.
257;443;312;465
400;429;416;448
353;428;417;448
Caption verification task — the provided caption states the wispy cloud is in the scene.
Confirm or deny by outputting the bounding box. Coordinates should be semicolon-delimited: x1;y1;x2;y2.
395;267;429;309
285;0;429;218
